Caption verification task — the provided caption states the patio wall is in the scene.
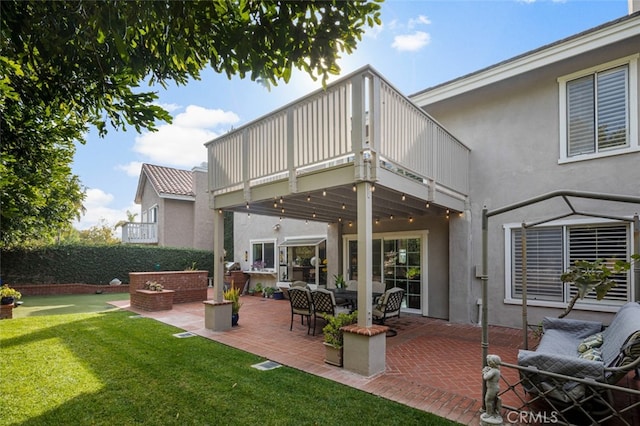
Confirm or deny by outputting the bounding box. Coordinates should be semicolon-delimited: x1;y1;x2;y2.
129;271;208;304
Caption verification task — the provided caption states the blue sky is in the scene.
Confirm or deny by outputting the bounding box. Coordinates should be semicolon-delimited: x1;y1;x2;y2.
72;0;632;230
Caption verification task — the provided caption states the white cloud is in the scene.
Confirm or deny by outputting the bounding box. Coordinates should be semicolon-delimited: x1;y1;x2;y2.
157;102;181;112
408;15;431;28
174;105;240;128
74;188;138;231
116;161;143;177
391;31;431;52
131;105;241;168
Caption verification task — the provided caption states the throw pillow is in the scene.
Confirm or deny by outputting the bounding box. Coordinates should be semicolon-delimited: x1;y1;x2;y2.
577;333;603;353
578;347;603;362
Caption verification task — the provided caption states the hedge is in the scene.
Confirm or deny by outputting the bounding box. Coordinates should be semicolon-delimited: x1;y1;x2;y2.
0;245;214;285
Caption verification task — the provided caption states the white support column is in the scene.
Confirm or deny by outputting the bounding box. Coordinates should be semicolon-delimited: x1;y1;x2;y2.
204;206;232;331
213;207;225;302
356;180;373;327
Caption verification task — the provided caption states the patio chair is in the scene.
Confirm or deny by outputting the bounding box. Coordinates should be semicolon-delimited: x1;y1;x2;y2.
345;280;358;291
292;281;308;288
372;280;385;294
288;287;314;335
373;287;404;325
311;288;351;335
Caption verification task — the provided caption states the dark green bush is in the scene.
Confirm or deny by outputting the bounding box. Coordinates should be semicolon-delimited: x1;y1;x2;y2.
0;245;214;284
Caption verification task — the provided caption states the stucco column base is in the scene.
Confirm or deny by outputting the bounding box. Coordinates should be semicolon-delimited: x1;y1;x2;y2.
342;324;388;376
203;300;232;331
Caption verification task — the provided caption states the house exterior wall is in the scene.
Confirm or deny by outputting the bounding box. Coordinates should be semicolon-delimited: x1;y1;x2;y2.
232;214;330;273
140;180;163;243
420;36;640;327
163;198;195;248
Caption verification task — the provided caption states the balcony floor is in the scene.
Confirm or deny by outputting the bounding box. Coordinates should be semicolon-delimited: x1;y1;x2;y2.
110;289;640;425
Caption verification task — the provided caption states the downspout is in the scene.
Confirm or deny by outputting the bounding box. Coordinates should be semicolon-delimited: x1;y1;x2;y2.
634;214;639;300
521;223;528;350
481;207;489;410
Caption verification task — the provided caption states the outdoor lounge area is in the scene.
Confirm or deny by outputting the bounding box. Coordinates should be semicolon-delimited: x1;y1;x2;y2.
110;289;640;425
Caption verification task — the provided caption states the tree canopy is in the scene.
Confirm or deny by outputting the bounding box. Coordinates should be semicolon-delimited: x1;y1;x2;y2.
0;0;382;248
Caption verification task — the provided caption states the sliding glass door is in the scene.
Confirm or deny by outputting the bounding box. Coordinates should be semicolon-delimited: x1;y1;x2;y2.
345;232;425;313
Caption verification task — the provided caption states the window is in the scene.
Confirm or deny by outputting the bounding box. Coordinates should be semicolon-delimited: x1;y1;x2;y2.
250;239;276;270
558;55;638;162
507;222;631;308
149;205;158;223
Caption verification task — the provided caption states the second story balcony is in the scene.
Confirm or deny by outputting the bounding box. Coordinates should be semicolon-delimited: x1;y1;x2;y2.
121;222;158;245
206;65;470;223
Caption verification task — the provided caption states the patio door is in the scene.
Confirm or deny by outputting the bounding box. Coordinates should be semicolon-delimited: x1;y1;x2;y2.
346;232;426;314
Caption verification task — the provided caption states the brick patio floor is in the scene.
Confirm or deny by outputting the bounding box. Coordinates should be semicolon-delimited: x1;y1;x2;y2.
111;289;533;425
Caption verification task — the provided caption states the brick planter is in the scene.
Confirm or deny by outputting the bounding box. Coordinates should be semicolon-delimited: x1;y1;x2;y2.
0;304;14;320
129;271;208;304
131;289;175;311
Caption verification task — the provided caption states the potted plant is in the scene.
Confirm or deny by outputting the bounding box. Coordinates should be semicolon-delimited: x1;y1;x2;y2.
558;254;639;318
224;286;242;326
272;287;284;300
144;280;164;292
407;267;421;280
321;311;358;366
253;283;263;296
263;286;275;298
0;284;22;305
334;274;346;290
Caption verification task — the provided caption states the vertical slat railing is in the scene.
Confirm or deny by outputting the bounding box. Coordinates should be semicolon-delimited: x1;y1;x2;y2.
292;82;352;169
206;67;469;197
377;78;468;194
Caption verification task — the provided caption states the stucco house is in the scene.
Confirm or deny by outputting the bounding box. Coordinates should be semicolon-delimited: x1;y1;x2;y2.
124;164;328;289
205;7;640;334
123;163;213;249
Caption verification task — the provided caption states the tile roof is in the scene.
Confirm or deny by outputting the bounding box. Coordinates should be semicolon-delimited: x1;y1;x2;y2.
141;164;195;198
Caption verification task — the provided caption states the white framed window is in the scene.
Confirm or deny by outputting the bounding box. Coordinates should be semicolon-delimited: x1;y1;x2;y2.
148;205;158;223
250;239;276;270
558;54;638;163
505;220;632;310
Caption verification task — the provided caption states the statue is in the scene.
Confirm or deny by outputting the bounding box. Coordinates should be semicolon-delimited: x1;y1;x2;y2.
481;354;503;425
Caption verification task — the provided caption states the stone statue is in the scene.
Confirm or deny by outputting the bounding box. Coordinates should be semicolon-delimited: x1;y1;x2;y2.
481;354;503;425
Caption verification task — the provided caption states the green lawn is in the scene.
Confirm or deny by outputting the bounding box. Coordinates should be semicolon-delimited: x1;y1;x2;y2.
12;293;126;318
2;309;459;425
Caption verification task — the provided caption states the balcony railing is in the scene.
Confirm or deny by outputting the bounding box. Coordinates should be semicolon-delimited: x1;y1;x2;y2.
206;65;469;203
121;222;158;244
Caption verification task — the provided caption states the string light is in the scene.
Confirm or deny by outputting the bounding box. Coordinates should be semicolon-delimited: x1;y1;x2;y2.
390;214;394;220
307;194;311;202
218;209;222;214
401;193;406;201
342;203;346;210
426;202;430;208
312;212;317;218
273;200;278;208
348;221;353;227
246;202;249;209
409;216;414;223
322;189;327;196
247;213;251;218
338;217;342;222
279;196;283;204
352;184;357;192
375;218;380;224
370;184;375;192
281;208;285;214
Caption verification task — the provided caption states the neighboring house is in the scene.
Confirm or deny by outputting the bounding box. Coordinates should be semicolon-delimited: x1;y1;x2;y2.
123;163;212;250
125;165;328;281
